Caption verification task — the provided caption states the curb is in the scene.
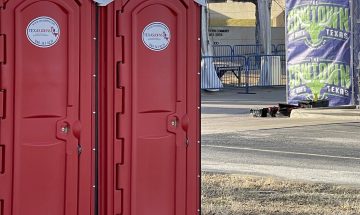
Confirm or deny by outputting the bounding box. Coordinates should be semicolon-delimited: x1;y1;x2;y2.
290;108;360;120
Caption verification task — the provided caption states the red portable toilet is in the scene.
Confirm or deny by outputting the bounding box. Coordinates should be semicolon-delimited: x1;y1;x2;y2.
97;0;201;215
0;0;200;214
0;0;94;214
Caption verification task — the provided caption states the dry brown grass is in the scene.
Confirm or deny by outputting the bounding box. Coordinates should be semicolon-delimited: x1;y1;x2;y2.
202;172;360;215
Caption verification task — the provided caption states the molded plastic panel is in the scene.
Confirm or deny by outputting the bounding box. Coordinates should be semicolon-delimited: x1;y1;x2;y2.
99;1;201;214
0;1;94;214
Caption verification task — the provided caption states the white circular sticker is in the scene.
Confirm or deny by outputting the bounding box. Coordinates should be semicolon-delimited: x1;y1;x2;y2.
26;16;60;48
142;22;171;51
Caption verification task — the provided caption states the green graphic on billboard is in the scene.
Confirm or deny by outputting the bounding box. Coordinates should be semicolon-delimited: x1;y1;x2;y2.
288;60;351;101
286;0;355;106
287;3;350;48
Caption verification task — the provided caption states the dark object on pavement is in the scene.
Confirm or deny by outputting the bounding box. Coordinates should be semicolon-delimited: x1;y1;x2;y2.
298;100;329;108
251;100;330;118
250;104;302;118
250;107;278;117
261;108;269;117
269;107;279;117
278;103;299;117
250;108;268;117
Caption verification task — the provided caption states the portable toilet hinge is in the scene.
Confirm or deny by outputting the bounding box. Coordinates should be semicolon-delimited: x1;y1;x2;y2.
186;137;189;147
0;35;5;64
0;90;5;119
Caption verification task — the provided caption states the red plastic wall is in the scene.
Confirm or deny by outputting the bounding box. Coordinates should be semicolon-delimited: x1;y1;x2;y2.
99;1;201;215
0;0;95;214
0;0;200;214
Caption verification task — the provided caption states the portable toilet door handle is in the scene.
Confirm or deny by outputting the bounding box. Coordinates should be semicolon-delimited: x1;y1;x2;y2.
167;114;179;133
171;119;177;127
57;121;71;140
61;125;70;134
167;114;190;133
56;120;81;140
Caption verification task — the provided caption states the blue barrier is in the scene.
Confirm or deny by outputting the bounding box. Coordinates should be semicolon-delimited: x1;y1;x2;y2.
202;55;247;89
275;44;286;55
233;45;263;56
231;44;277;56
201;54;286;90
213;45;233;56
246;55;286;87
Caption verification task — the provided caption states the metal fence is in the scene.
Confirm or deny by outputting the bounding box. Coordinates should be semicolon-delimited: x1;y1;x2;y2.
202;56;247;88
201;54;286;90
246;55;286;87
233;45;264;56
213;45;233;56
275;44;286;55
212;44;285;56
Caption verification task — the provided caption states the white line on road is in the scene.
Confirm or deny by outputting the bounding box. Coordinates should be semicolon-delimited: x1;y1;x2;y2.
203;145;360;160
291;128;360;135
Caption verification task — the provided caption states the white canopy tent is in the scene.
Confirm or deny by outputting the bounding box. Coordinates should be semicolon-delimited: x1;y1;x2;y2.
257;0;273;85
201;4;223;89
257;0;272;55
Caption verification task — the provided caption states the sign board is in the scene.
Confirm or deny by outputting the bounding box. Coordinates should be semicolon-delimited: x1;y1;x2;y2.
142;22;171;51
26;16;60;48
286;0;355;106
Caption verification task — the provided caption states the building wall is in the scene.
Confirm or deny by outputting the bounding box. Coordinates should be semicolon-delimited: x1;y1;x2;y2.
209;26;285;46
209;1;285;27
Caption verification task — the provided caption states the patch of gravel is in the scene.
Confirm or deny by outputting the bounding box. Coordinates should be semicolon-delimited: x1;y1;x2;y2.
202;172;360;215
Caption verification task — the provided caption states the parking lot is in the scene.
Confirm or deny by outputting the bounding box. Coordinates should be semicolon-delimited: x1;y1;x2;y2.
201;87;360;185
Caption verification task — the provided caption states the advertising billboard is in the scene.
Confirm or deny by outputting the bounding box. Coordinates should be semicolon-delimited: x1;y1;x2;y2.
286;0;357;106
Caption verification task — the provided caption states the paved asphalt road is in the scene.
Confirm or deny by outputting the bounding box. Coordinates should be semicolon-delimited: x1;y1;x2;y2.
201;88;360;185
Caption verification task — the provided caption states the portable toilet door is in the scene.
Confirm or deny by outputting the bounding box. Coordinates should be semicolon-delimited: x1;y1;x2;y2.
0;0;94;214
98;0;201;214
